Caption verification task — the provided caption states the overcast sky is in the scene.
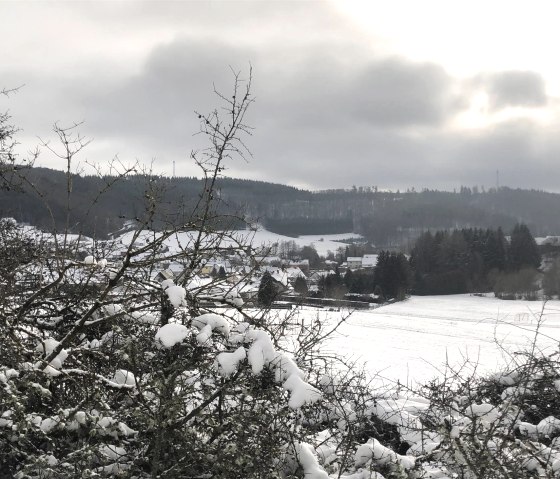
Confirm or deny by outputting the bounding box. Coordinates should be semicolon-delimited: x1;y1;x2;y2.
2;0;560;191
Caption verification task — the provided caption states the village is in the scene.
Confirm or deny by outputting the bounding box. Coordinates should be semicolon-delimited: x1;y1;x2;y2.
5;219;384;313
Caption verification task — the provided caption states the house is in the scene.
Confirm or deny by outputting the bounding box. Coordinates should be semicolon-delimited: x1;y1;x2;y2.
286;259;310;274
199;259;232;276
324;259;338;269
539;236;560;246
284;267;306;285
183;275;212;292
346;257;363;270
308;270;334;285
262;266;289;286
237;279;261;301
253;256;282;267
155;268;175;283
362;254;378;269
168;262;186;276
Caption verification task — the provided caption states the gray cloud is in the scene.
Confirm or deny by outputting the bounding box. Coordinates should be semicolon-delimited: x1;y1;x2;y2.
350;58;457;126
240;117;560;192
261;53;461;130
83;40;255;149
481;70;547;110
65;35;464;177
2;1;559;193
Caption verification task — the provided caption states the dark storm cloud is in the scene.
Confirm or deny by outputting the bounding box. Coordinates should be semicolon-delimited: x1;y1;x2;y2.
350;58;458;126
261;53;462;130
83;39;255;152
72;36;465;177
480;70;547;110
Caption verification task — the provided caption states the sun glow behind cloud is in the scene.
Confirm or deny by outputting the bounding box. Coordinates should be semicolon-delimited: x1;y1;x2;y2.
331;0;560;137
451;91;554;130
330;0;560;95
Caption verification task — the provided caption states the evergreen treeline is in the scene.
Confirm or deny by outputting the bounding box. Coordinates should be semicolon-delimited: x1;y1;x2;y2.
410;224;541;296
0;168;303;237
318;251;412;301
265;217;353;236
318;224;542;302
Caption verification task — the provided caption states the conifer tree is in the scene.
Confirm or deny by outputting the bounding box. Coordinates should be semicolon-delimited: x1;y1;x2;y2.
508;223;541;271
343;269;354;289
374;251;411;299
483;227;507;272
258;271;276;306
218;265;226;278
293;275;308;295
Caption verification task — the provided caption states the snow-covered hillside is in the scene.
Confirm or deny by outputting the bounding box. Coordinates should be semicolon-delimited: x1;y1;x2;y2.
117;227;362;257
314;295;560;386
231;228;361;256
297;233;363;256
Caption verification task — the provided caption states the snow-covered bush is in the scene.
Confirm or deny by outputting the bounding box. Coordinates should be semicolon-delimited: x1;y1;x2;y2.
0;73;358;478
4;74;560;479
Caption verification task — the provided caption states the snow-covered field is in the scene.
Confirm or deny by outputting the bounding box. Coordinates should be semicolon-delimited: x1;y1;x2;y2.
311;295;560;387
234;229;362;256
118;227;362;257
297;233;363;255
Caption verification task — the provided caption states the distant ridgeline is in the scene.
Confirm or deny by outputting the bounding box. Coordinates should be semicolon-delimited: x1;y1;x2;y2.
2;167;560;243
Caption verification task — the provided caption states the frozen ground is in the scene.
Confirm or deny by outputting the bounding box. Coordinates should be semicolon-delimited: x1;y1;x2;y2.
306;294;560;387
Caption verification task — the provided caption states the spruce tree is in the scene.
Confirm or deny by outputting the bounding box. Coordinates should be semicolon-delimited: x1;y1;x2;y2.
258;271;276;306
374;251;411;300
483;228;507;273
218;265;226;278
293;276;308;295
508;223;541;271
343;269;354;289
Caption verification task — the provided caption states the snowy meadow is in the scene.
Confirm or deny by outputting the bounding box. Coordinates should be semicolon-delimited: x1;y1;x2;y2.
318;294;560;386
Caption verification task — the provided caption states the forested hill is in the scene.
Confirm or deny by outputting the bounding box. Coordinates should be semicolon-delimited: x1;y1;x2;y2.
2;167;560;243
0;168;310;237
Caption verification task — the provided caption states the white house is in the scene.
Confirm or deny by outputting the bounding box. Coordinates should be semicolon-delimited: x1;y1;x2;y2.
362;254;378;268
346;257;363;270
